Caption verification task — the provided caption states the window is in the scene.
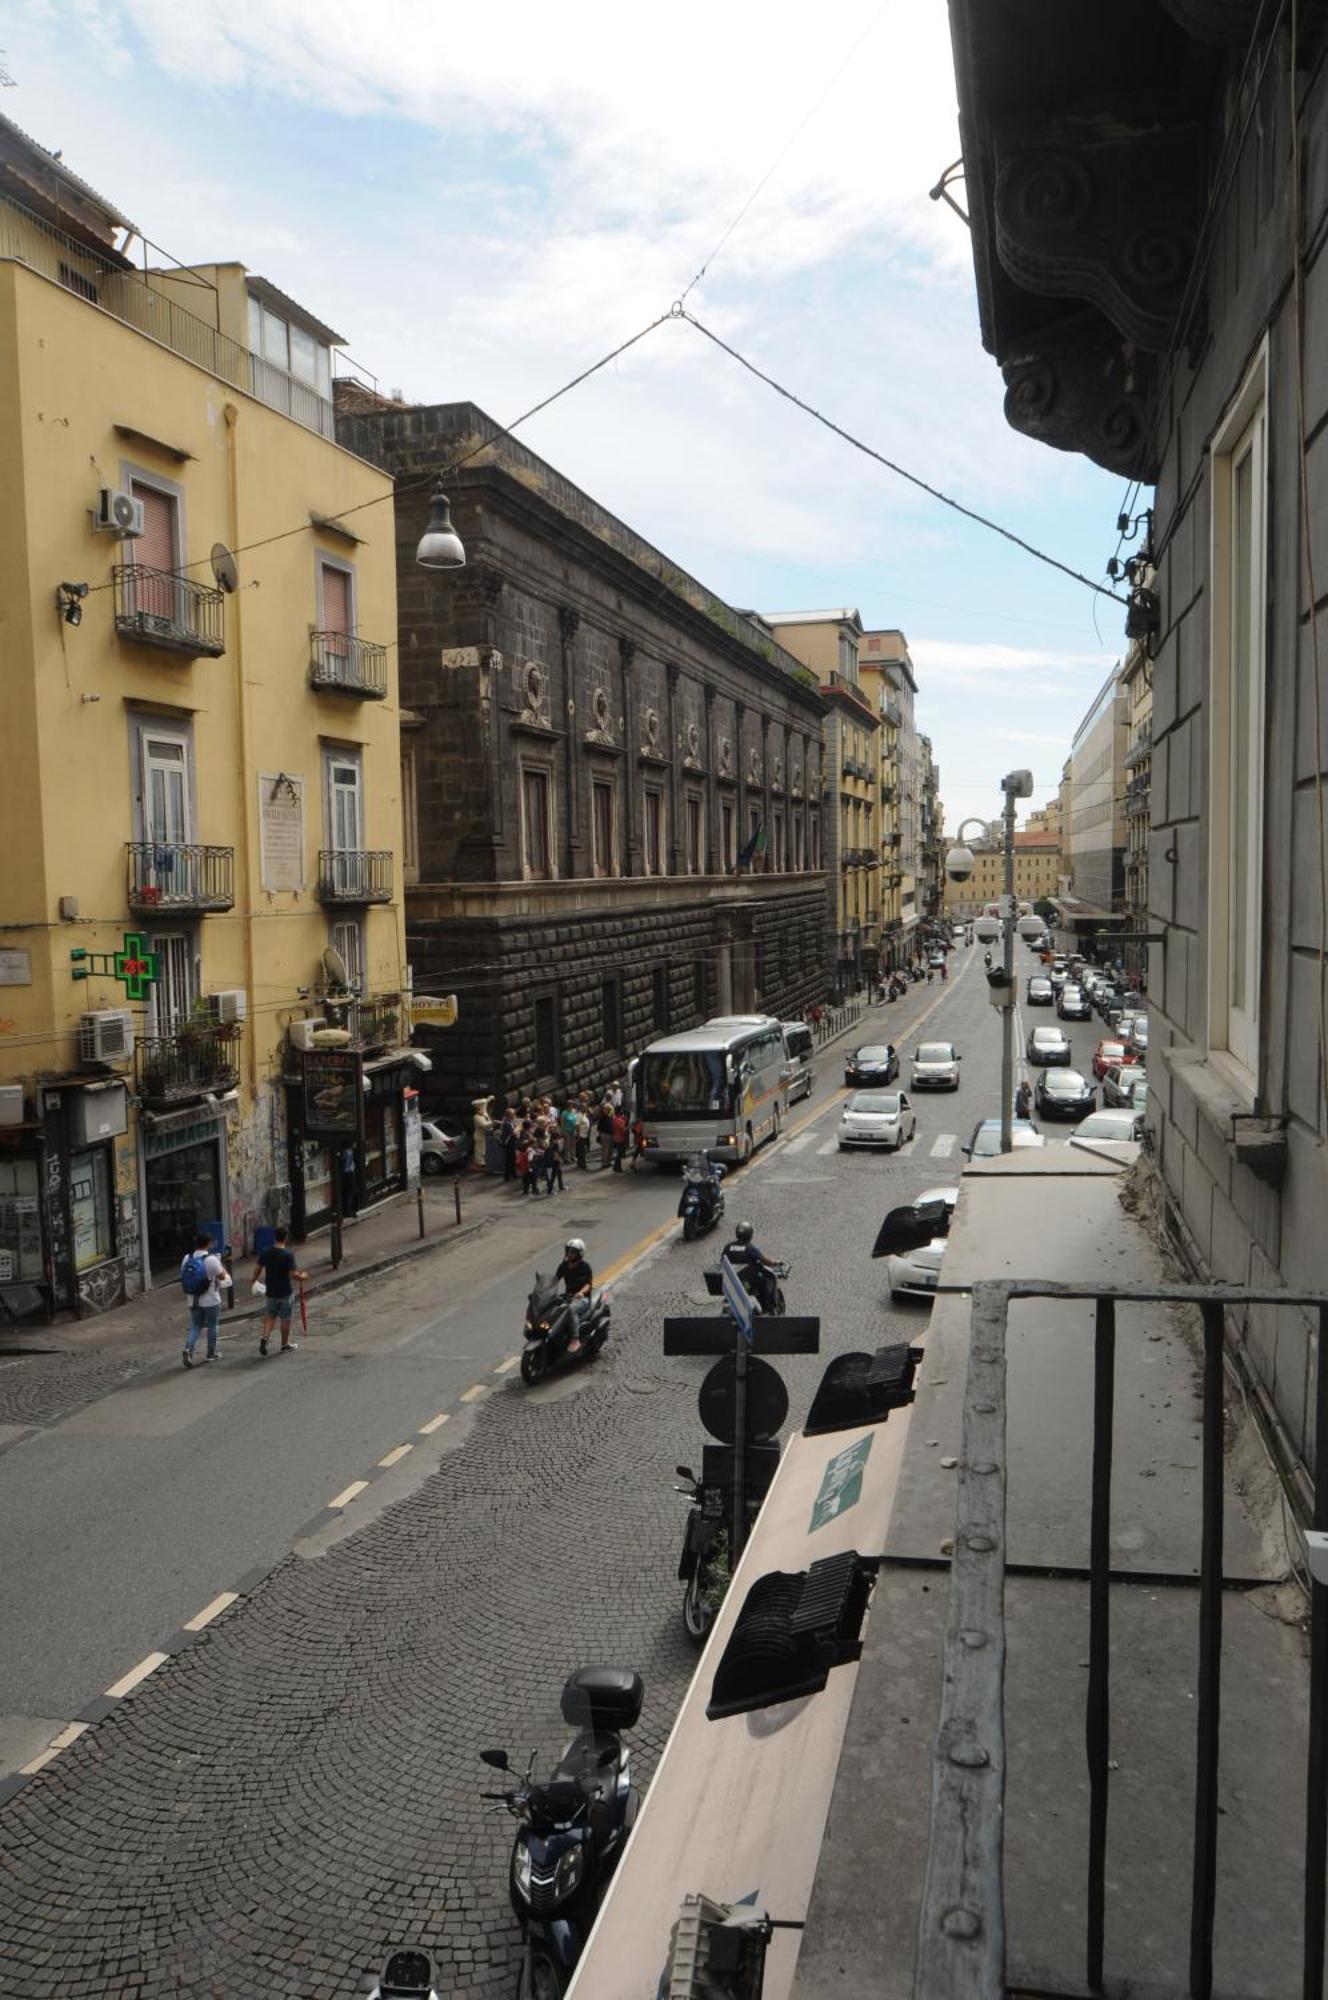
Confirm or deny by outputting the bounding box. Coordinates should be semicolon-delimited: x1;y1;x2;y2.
331;918;364;993
534;993;560;1081
602;975;622;1054
0;1158;43;1282
148;932;196;1037
290;323;319;387
401;746;419;882
793;814;805;871
522;768;552;880
722;801;736;872
69;1147;113;1271
772;814;785;873
319;560;353;657
592;781;616;877
686;795;703;875
644;789;664;875
652;966;669;1033
328;758;363;852
1208;356;1267;1086
141;732;192;846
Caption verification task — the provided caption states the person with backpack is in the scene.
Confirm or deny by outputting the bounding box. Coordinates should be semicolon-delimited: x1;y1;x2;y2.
252;1226;308;1357
181;1231;230;1368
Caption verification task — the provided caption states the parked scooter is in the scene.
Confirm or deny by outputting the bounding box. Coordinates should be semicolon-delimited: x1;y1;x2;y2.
677;1155;726;1241
674;1458;774;1643
481;1667;644;1999
369;1950;438;1998
521;1273;610;1385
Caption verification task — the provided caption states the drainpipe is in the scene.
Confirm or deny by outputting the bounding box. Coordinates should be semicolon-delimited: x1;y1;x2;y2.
222;402;260;1101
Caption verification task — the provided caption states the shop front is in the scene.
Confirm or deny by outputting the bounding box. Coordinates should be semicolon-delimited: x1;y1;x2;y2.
287;1049;412;1238
141;1102;231;1276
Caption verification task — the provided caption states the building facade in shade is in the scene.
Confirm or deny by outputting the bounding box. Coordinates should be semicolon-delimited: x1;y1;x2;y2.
918;736;944;917
1119;636;1153;985
860;629;921;956
336;399;831;1111
0;116;411;1315
1060;665;1130;931
759;611;879;985
948;0;1328;1484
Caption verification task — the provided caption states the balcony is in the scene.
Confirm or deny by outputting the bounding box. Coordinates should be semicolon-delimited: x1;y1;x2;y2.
317;849;393;904
1125;774;1151;816
113;564;225;659
127;842;234;914
352;992;404;1050
137;1026;241;1106
309;629;388;699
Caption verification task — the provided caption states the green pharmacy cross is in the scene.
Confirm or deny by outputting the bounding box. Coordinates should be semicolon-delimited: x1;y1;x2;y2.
70;933;160;998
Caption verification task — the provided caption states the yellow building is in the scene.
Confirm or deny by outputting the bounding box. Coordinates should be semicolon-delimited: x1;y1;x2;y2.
857;652;904;966
0;115;409;1315
943;833;1061;918
760;610;880;982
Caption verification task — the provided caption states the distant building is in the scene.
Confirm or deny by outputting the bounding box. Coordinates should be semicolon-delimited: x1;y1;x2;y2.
860;629;921;959
1056;666;1129;945
1119;636;1153;984
943;829;1060;919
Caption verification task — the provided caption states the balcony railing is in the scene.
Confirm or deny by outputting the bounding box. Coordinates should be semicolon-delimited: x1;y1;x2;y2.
137;1027;242;1106
317;849;393;904
309;629;388;698
1124;717;1154;769
353;993;403;1050
127;842;234;913
1125;773;1152;816
113;564;225;658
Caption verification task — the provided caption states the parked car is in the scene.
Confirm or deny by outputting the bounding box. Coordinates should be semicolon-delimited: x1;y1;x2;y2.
1095;984;1125;1022
1091;1038;1132;1080
1127;1015;1149;1056
1057;984;1092;1021
1071;1107;1144;1147
876;1187;959;1299
1115;1010;1143;1046
964;1118;1046;1158
1035;1067;1097;1120
420;1117;472;1174
838;1089;916;1151
911;1041;961;1090
845;1043;899;1088
1027;1025;1071;1066
1026;976;1054;1006
1103;1064;1150;1110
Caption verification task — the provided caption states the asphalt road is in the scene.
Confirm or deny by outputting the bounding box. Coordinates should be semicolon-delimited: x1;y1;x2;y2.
0;941;1100;1996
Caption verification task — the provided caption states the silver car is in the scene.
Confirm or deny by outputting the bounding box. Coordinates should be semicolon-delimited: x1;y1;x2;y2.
1027;1025;1071;1066
838;1089;916;1151
911;1040;961;1090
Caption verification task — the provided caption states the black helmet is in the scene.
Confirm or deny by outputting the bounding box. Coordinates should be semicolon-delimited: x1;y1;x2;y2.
734;1220;754;1244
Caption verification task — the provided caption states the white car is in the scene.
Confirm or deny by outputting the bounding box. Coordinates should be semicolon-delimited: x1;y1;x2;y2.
883;1186;958;1298
911;1040;961;1090
1069;1107;1144;1156
838;1089;916;1151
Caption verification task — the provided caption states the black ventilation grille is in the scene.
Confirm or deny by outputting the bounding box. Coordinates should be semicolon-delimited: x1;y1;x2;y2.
803;1344;921;1436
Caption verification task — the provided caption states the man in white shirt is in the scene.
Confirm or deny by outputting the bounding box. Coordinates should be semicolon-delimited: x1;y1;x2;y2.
182;1231;230;1367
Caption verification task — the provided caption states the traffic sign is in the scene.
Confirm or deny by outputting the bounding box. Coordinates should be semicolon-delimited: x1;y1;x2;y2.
720;1253;754;1342
698;1353;789;1444
662;1316;821;1356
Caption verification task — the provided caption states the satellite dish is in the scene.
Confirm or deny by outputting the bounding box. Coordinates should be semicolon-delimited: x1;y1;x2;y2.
210;543;240;593
322;944;351;990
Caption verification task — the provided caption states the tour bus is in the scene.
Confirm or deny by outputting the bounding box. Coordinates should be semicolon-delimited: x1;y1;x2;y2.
636;1015;789;1165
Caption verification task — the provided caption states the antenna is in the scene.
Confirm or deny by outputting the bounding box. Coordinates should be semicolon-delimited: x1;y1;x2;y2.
210;543;240;593
322;945;350;990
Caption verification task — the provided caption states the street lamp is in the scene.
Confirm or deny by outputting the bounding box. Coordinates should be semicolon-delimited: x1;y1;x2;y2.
415;489;466;570
947;771;1033;1154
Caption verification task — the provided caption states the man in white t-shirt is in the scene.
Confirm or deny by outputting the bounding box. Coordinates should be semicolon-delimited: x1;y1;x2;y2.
182;1231;230;1367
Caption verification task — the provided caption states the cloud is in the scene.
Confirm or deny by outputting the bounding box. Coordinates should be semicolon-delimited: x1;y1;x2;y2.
909;639;1116;682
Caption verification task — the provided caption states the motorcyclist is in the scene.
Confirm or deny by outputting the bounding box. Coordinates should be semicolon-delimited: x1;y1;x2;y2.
984;950;993;969
554;1237;594;1353
722;1219;780;1314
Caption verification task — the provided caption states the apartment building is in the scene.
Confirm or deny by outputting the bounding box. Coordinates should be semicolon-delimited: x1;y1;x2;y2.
861;629;921;960
0;115;408;1315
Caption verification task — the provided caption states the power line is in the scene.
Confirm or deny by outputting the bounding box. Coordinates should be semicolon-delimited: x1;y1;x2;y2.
677;308;1130;606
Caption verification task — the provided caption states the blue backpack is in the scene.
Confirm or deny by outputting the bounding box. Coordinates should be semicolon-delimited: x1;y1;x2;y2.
180;1251;210;1299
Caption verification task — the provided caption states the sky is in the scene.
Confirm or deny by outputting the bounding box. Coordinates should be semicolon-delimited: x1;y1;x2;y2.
6;0;1133;832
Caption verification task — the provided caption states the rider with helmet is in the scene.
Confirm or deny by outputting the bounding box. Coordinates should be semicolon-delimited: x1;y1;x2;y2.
722;1220;780;1314
554;1237;594;1353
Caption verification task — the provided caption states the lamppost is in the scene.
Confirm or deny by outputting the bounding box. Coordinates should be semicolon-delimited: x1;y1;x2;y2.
946;771;1039;1153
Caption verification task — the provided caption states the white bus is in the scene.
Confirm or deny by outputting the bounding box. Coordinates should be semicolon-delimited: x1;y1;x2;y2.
636;1014;789;1166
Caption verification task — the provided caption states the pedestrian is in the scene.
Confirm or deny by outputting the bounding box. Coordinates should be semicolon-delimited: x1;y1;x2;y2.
515;1135;532;1194
596;1099;615;1170
611;1107;629;1172
630;1115;646;1171
1015;1079;1034;1122
560;1097;579;1154
253;1226;308;1357
524;1134;544;1198
500;1105;519;1182
574;1101;591;1170
340;1142;358;1218
181;1230;229;1368
543;1130;565;1195
607;1078;624;1114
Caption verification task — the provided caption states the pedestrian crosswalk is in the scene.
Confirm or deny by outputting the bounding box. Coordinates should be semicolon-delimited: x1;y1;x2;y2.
930;1134;957;1158
785;1130;818;1155
798;1128;960;1159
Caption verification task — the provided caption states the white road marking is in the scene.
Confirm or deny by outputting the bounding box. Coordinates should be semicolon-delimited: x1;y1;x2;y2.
459;1383;488;1403
104;1652;169;1700
494;1355;521;1375
784;1131;817;1155
377;1444;413;1469
931;1134;957;1158
327;1479;369;1511
183;1592;238;1632
418;1412;450;1435
816;1138;839;1156
19;1722;89;1777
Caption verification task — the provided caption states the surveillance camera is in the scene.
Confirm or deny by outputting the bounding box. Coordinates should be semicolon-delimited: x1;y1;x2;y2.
945;842;975;883
1002;768;1034;800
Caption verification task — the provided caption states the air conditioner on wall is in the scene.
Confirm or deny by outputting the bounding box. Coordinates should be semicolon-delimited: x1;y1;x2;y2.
92;487;146;538
287;1018;326;1053
79;1010;134;1064
208;989;248;1025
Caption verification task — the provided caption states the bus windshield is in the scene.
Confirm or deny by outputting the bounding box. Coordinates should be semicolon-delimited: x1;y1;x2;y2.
641;1050;729;1118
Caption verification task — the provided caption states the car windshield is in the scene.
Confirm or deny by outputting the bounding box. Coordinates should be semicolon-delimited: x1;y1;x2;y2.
854;1047;893;1063
850;1092;900;1112
1100;1042;1125;1059
916;1044;953;1063
1029;980;1051;991
1076;1113;1138;1139
1032;1030;1065;1045
1045;1069;1087;1088
641;1049;727;1117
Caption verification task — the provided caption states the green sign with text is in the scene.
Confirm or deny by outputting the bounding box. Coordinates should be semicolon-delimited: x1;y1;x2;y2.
809;1433;873;1532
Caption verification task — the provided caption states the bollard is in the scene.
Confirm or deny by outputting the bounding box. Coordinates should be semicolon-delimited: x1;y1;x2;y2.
417;1187;425;1239
454;1177;462;1227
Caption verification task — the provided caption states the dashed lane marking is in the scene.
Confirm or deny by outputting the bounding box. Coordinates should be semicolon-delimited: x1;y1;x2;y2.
327;1480;369;1510
784;1131;817;1155
418;1412;450;1435
104;1652;169;1700
377;1444;413;1469
459;1383;488;1403
495;1355;521;1375
816;1138;839;1156
19;1722;89;1777
931;1134;958;1158
183;1592;239;1632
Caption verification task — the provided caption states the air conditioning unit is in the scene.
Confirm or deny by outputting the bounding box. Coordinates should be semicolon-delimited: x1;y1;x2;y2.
79;1009;135;1064
92;487;146;538
207;989;248;1025
288;1018;326;1053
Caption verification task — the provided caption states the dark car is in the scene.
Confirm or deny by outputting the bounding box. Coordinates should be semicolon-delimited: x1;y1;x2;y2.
1026;976;1054;1006
1027;1025;1071;1066
1035;1067;1097;1120
1095;984;1126;1022
845;1043;899;1088
1057;984;1092;1021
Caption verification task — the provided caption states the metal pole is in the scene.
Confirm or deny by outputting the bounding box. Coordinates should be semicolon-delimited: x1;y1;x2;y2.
330;1149;343;1271
1086;1295;1117;1990
417;1187;425;1239
1304;1302;1328;2000
454;1177;462;1228
732;1324;749;1572
999;785;1017;1154
1189;1300;1226;2000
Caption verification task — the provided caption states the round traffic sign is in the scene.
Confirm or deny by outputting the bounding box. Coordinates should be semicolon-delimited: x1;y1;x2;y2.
697;1353;789;1444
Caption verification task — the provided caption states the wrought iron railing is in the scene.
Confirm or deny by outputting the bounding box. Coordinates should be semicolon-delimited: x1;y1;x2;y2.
1126;773;1152;815
308;629;389;698
113;564;225;657
316;849;393;903
352;993;402;1049
127;842;234;912
913;1278;1328;2000
137;1028;242;1105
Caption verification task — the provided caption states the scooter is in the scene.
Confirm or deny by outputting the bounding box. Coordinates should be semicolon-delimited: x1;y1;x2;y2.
674;1453;777;1643
369;1950;438;1998
678;1158;726;1241
521;1274;610;1386
709;1257;790;1318
481;1667;643;1999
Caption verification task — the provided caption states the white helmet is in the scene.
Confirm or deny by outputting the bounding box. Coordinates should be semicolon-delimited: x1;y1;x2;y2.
565;1238;586;1257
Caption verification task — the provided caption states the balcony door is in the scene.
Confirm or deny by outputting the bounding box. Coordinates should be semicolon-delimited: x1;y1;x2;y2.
326;752;364;897
148;932;196;1038
319;560;353;665
130;481;180;626
139;731;196;903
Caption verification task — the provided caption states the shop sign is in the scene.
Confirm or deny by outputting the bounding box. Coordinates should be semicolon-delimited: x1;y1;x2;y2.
412;994;458;1028
303;1048;361;1136
259;773;305;892
144;1113;225;1159
0;950;31;986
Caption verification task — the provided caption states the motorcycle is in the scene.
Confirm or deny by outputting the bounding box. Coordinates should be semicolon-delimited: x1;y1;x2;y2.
710;1256;790;1317
521;1273;610;1386
481;1667;643;1999
677;1158;726;1241
369;1950;438;1998
674;1450;778;1643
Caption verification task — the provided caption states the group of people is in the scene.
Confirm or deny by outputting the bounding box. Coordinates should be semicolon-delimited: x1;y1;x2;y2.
497;1086;644;1197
